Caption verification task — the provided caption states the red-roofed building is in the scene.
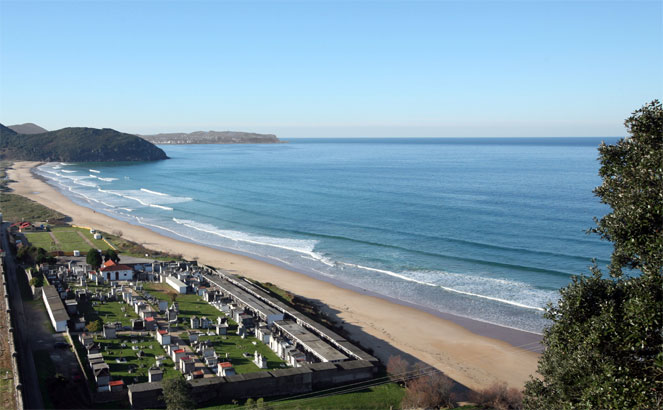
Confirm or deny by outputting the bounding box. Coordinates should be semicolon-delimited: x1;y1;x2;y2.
144;316;156;331
108;380;124;392
171;348;186;365
156;329;171;345
218;362;236;376
99;259;134;281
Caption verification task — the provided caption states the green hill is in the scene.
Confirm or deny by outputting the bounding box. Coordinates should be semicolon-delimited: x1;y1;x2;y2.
0;125;168;162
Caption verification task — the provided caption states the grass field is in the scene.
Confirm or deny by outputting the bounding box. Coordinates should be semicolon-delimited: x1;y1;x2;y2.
143;283;224;324
77;298;140;327
0;192;66;223
24;226;112;253
96;334;180;385
186;332;287;374
201;382;406;410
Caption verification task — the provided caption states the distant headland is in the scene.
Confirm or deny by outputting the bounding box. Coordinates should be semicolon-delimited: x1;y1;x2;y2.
139;130;282;145
0;123;169;162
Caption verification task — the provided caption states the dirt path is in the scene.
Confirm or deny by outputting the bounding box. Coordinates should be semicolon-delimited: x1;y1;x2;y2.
48;231;60;246
76;231;96;249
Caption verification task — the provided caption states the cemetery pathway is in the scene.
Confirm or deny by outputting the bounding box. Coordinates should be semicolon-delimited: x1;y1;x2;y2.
48;231;60;247
76;231;96;249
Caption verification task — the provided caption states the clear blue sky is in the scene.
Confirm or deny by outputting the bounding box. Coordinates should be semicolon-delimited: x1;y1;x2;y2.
1;1;661;138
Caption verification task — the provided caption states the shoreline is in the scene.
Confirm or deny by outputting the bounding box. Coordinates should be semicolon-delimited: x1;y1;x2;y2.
7;161;541;390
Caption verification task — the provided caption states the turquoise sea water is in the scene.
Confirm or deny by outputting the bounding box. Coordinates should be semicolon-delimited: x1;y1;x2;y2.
36;137;616;333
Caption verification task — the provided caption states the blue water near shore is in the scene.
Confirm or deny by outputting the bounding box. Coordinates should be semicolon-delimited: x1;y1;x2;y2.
36;137;616;333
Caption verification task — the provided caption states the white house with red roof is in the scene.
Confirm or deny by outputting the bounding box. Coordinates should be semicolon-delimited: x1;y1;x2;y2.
100;260;134;281
218;362;235;376
156;329;171;345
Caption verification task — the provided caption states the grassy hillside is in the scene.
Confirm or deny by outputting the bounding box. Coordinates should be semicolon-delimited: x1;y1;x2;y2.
0;124;168;162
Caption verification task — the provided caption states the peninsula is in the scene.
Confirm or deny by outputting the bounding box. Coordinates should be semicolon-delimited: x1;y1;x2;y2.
140;130;282;144
0;124;168;162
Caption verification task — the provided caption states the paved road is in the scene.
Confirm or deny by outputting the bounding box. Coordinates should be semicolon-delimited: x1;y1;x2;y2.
1;223;44;410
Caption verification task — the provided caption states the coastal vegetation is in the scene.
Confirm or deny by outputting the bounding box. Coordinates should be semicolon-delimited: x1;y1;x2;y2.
523;101;663;409
0;192;66;222
0;124;168;162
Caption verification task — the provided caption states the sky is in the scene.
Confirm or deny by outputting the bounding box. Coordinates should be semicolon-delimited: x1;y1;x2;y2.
0;0;661;138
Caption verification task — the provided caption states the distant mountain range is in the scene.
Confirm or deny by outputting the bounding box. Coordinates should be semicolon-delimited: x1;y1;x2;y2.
140;130;282;144
0;124;168;162
8;122;49;134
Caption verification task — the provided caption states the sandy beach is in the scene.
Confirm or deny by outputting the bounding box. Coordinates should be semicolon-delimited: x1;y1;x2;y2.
7;161;541;391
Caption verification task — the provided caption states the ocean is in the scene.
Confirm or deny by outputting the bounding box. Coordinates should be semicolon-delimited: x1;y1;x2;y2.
35;137;616;334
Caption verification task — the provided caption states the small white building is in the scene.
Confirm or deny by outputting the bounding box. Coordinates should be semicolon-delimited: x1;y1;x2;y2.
156;329;171;345
254;351;268;369
42;286;69;332
218;362;235;376
100;260;134;281
165;276;187;294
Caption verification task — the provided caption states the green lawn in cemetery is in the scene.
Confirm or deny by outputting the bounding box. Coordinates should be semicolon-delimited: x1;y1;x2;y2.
95;334;180;385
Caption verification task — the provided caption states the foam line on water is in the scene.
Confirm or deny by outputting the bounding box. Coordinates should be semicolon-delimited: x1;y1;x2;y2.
150;204;173;211
172;218;327;262
140;188;170;196
341;262;545;311
89;169;101;173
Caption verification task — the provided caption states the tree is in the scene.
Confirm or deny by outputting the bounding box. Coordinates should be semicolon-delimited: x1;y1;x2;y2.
86;319;103;333
29;276;44;287
103;249;120;263
387;355;411;386
523;101;663;409
161;377;194;410
401;372;455;409
86;248;102;269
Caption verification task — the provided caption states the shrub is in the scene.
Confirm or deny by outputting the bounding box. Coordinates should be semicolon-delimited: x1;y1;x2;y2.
472;382;523;410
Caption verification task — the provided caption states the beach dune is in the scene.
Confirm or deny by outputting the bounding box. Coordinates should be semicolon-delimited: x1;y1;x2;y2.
7;161;540;391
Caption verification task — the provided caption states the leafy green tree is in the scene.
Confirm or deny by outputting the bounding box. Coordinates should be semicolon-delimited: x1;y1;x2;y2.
523;101;663;409
103;249;120;263
86;248;102;269
161;377;194;410
85;319;103;333
29;276;44;287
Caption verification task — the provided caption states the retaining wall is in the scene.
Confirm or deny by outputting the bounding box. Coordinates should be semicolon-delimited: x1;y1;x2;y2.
1;256;25;409
128;360;376;409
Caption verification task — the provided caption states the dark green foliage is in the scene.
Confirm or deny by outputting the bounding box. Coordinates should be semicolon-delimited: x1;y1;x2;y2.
592;100;663;277
86;318;103;332
103;249;120;263
523;101;663;409
30;275;44;287
0;124;168;162
86;248;102;269
16;245;55;265
162;377;194;410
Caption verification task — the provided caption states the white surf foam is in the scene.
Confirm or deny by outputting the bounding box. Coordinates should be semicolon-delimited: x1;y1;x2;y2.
97;177;118;182
140;188;170;196
341;263;546;311
61;170;77;173
97;188;191;208
172;218;322;259
89;169;101;173
150;204;173;211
